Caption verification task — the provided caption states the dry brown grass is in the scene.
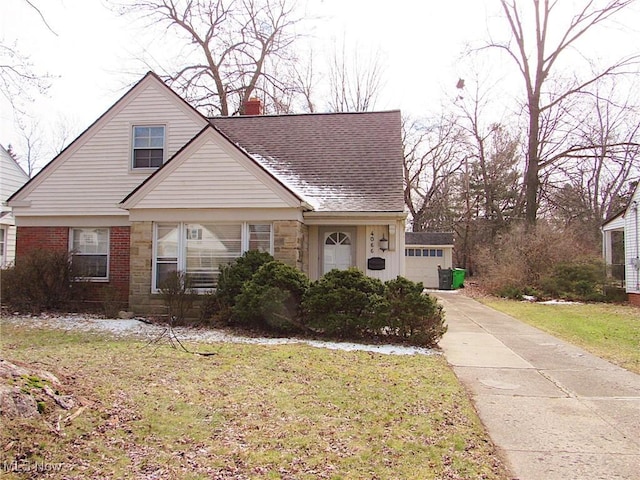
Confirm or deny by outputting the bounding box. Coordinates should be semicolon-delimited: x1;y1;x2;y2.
0;321;510;479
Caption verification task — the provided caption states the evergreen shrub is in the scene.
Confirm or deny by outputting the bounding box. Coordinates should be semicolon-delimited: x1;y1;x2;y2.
302;268;385;337
233;261;309;332
539;260;606;301
200;250;274;322
381;276;447;346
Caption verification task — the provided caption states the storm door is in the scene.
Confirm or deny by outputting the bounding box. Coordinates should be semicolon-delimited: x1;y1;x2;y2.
323;230;354;274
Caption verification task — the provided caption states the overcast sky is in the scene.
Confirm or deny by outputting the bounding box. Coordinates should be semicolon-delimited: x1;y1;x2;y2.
0;0;495;149
2;0;639;164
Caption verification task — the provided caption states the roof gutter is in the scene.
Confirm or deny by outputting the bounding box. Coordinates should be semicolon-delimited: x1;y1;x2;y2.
303;211;407;226
303;211;407;218
301;200;316;211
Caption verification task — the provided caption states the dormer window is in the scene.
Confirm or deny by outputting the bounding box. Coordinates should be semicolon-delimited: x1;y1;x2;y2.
133;125;165;169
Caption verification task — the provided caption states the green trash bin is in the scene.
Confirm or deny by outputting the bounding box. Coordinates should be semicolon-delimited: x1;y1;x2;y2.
452;268;466;289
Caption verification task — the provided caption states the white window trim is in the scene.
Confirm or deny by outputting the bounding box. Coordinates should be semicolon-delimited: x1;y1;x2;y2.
405;247;444;257
243;223;274;253
69;227;110;282
131;124;166;171
152;222;273;293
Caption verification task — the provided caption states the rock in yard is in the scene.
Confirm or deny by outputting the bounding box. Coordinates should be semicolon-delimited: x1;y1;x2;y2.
0;385;39;418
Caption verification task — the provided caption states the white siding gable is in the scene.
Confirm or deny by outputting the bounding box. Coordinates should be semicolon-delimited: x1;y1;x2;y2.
123;128;300;210
1;146;29;203
8;74;207;218
1;146;28;267
625;185;640;293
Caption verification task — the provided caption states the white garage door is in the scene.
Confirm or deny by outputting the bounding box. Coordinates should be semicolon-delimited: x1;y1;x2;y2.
404;247;452;288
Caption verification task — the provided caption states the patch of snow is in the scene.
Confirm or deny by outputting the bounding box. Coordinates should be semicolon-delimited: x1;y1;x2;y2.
1;315;439;357
538;300;583;305
250;152;355;211
243;153;320;210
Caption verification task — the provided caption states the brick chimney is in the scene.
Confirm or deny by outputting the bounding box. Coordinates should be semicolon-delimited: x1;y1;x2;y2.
243;97;263;115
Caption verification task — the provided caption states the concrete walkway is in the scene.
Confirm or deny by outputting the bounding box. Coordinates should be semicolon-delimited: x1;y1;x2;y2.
433;291;640;480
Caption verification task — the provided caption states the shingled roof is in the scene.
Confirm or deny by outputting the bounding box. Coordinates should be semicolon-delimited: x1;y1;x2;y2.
209;111;404;212
405;232;454;246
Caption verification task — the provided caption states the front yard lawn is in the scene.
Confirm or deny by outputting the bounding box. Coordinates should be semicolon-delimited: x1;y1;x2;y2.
0;321;509;479
480;299;640;374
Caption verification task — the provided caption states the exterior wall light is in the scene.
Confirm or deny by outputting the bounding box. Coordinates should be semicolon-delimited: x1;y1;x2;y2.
379;235;389;252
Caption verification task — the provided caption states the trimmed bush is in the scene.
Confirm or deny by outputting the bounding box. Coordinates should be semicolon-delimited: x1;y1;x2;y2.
302;268;385;337
233;261;310;332
381;276;447;346
0;250;87;314
200;250;274;322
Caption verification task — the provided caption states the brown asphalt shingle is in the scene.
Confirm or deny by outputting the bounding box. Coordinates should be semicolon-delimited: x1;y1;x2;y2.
209;111;404;212
405;232;454;246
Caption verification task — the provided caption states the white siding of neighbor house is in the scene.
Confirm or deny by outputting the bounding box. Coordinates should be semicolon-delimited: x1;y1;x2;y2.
125;130;300;210
1;146;29;201
625;186;640;293
9;76;207;218
0;216;17;267
1;146;29;266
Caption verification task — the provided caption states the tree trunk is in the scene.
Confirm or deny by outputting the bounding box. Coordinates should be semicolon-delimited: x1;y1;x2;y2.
524;101;540;227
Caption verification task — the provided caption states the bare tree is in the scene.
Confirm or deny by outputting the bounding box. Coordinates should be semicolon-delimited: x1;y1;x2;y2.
492;0;638;226
327;39;385;112
545;80;640;244
0;1;55;114
286;47;316;113
455;78;523;232
15;118;44;177
444;75;523;271
118;0;305;116
0;43;50;116
252;49;316;114
9;114;77;177
50;114;80;155
402;114;467;232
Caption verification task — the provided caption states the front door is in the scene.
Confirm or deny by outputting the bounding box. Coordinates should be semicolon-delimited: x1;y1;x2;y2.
323;230;354;274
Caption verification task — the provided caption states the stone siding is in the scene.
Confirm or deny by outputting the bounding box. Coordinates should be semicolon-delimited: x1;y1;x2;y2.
273;220;308;274
128;221;165;315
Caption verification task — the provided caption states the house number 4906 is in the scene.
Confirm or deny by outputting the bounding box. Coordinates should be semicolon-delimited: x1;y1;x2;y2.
370;231;375;254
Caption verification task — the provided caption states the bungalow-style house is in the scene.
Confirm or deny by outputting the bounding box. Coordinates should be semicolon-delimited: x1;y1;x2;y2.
1;144;30;268
7;72;406;314
602;182;640;306
403;232;454;288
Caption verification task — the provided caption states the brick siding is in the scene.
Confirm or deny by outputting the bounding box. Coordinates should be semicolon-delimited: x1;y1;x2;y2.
16;226;68;255
15;226;130;310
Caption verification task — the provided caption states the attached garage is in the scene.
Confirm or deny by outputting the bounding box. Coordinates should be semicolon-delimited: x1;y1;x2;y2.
404;232;454;288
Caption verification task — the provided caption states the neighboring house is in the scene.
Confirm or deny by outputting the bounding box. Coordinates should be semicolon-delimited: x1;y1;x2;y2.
1;144;29;268
602;183;640;306
403;232;454;288
8;72;406;314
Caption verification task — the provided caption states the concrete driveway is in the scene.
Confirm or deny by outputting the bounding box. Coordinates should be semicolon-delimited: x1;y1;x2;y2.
434;291;640;480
